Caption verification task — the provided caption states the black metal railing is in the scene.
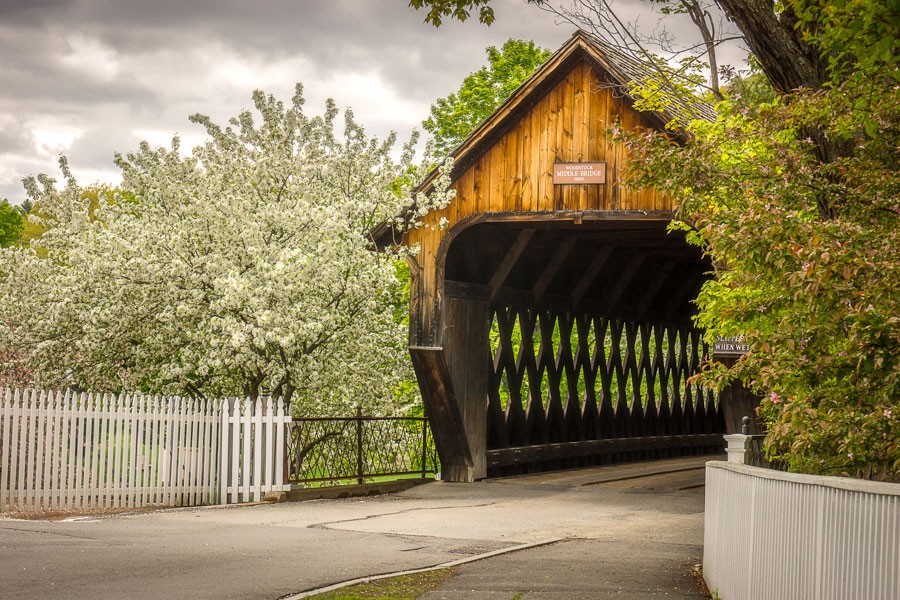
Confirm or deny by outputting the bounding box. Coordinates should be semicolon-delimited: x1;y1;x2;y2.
745;434;787;471
287;408;439;485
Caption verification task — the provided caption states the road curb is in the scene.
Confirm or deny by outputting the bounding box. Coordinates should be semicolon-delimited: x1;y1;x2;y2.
280;537;566;599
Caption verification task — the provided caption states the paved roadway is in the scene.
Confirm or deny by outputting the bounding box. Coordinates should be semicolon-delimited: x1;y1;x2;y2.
0;456;714;599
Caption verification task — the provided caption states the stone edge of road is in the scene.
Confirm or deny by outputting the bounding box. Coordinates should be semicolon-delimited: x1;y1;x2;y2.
278;537;566;600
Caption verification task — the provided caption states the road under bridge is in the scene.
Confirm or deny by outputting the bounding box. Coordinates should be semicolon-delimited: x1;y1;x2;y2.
1;455;715;599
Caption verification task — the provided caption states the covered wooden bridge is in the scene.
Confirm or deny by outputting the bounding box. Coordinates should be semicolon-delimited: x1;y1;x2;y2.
377;31;733;482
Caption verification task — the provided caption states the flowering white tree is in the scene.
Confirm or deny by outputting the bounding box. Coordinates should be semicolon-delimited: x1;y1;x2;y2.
0;85;452;415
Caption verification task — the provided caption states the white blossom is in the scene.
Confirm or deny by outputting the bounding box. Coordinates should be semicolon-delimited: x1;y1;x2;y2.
0;84;452;415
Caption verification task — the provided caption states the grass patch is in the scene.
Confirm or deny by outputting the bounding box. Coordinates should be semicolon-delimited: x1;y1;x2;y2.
306;567;456;599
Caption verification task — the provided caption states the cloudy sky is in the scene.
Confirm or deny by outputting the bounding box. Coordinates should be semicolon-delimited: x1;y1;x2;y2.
0;0;746;203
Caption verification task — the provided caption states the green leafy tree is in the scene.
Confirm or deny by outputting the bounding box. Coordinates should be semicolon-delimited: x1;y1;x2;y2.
619;1;899;480
423;39;551;156
409;0;496;26
412;0;900;479
0;200;24;247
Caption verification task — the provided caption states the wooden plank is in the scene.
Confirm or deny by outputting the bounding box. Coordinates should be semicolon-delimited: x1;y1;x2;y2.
572;62;589;210
194;399;206;505
11;389;23;510
25;389;39;511
472;157;487;215
59;390;72;510
241;398;252;503
102;393;114;508
488;138;505;213
165;397;177;506
0;389;11;510
457;166;475;222
40;391;51;509
189;398;201;506
48;391;60;509
594;75;611;209
209;400;221;504
0;388;11;512
253;398;263;501
274;398;286;492
219;399;230;504
556;72;571;210
488;228;536;301
538;90;555;211
150;397;163;505
203;399;214;504
112;393;124;508
165;396;176;504
133;395;145;507
504;123;523;212
70;392;83;509
35;390;48;511
82;393;94;508
526;99;541;212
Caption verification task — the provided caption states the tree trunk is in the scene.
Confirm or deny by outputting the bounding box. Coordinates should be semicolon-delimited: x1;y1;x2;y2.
715;0;848;218
715;0;825;93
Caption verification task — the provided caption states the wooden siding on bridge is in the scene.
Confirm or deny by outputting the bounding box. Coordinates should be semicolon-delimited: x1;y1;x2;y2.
405;59;674;346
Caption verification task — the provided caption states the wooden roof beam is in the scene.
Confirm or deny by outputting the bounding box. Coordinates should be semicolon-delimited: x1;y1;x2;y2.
664;269;705;318
533;237;578;304
602;253;647;313
572;246;614;307
635;259;677;321
488;228;536;302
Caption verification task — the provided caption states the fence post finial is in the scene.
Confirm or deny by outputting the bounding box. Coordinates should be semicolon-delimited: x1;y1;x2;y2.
724;417;752;464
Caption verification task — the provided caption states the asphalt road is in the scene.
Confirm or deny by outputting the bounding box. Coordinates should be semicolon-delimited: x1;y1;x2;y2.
0;456;714;600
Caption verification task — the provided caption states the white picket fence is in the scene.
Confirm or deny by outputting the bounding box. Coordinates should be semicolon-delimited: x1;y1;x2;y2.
219;396;291;504
705;461;900;600
0;388;291;513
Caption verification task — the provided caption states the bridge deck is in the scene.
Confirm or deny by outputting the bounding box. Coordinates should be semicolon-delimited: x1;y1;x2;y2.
489;455;715;490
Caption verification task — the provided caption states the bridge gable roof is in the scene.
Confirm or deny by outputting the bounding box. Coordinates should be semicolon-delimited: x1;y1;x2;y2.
415;29;714;195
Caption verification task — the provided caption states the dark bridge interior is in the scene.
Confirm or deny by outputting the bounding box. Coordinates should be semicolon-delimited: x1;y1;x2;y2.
435;216;726;479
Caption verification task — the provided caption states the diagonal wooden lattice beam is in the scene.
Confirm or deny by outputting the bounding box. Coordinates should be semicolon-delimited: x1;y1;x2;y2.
488;229;536;302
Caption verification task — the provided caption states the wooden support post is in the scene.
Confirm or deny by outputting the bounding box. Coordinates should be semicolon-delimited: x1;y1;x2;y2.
409;347;474;482
443;296;491;480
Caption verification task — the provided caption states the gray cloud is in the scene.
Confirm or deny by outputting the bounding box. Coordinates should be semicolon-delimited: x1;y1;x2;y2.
0;0;573;200
0;0;744;202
